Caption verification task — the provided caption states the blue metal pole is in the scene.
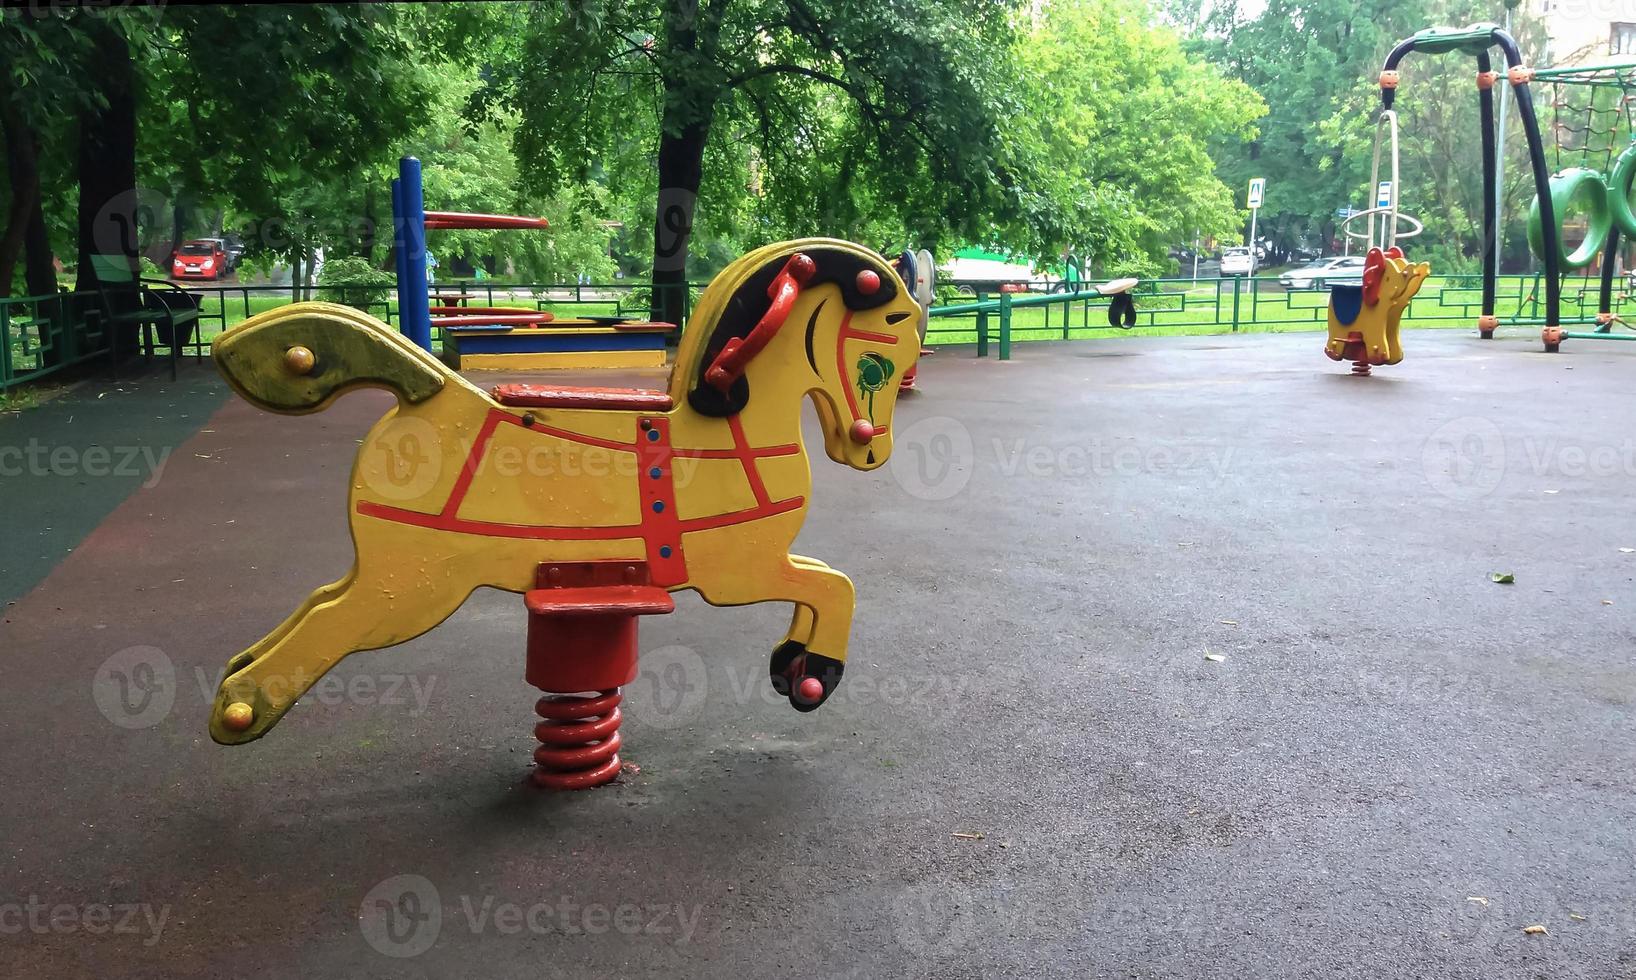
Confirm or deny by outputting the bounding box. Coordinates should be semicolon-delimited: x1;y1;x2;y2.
397;157;433;351
391;176;409;331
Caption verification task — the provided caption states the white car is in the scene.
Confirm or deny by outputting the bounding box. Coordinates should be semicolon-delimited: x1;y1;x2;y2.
1279;255;1367;290
1219;247;1256;276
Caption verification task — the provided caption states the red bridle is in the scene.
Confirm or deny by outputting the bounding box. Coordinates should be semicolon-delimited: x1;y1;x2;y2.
704;253;816;392
703;251;900;445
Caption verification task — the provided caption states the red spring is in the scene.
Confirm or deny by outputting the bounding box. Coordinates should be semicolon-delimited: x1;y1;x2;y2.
533;689;623;790
1351;359;1372;377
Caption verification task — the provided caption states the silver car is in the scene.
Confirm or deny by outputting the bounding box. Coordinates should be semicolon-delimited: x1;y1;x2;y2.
1219;247;1256;276
1280;255;1367;290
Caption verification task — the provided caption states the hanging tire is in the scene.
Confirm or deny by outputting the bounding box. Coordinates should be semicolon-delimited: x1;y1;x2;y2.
1528;167;1612;269
1610;143;1636;239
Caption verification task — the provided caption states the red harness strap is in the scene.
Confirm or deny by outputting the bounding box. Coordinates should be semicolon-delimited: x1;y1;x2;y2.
357;411;805;589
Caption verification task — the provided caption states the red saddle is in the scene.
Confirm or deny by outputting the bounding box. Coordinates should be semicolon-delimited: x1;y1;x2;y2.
491;384;675;412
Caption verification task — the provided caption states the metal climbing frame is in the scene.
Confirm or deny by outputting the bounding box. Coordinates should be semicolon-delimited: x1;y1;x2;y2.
1380;24;1564;350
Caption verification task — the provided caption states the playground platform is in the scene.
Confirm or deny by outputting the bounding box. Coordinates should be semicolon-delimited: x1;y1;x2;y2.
1;330;1634;977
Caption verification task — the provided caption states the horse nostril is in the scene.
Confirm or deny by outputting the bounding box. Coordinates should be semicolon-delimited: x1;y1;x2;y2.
885;312;911;325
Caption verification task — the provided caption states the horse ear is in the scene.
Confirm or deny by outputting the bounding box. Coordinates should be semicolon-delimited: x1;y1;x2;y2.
1362;247;1387;306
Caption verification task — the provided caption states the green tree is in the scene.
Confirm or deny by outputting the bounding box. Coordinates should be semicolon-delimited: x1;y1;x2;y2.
475;0;1024;323
1002;0;1266;274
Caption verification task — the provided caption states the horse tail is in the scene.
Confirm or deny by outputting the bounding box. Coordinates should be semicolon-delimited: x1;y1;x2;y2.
212;302;452;415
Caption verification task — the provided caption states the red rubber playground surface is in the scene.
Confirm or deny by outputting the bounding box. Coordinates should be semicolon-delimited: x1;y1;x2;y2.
2;329;1634;978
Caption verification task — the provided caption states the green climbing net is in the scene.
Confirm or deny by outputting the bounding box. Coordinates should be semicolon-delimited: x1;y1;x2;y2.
1516;62;1636;317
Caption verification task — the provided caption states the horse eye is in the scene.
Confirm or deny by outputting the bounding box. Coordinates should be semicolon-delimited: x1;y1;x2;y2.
885;312;911;325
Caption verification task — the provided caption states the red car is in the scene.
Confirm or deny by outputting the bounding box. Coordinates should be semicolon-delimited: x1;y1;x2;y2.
171;240;228;280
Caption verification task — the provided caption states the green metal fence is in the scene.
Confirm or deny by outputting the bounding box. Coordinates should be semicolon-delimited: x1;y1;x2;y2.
0;280;701;391
925;273;1636;357
7;272;1635;389
0;291;110;391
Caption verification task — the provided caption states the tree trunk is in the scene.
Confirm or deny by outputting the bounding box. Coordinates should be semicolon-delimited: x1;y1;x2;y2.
651;116;710;326
650;0;721;327
171;201;188;258
74;20;139;294
22;185;54;299
361;184;378;260
0;101;43;297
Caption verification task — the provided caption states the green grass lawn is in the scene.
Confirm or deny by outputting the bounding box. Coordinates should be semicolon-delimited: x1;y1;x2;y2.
923;276;1628;345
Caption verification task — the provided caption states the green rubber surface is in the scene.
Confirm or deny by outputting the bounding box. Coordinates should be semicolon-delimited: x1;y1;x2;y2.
0;366;229;606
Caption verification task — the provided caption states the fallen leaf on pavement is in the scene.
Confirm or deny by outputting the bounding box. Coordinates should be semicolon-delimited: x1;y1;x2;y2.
1523;924;1548;935
1490;573;1515;584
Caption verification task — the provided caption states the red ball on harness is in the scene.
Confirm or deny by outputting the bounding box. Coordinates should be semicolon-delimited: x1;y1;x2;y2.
856;269;880;295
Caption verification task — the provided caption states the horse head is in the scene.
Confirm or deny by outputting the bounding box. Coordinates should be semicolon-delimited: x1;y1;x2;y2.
678;239;923;470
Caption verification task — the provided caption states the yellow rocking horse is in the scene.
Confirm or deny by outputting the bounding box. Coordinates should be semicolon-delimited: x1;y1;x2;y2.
1323;245;1430;375
207;239;923;748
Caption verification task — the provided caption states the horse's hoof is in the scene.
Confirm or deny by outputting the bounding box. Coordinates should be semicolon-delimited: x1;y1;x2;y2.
768;641;845;712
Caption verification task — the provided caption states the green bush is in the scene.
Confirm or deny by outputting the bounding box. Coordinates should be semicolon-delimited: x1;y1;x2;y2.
619;283;701;321
318;256;396;312
139;257;166;279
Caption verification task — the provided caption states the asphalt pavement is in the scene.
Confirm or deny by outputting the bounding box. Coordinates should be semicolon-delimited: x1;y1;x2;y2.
1;329;1633;978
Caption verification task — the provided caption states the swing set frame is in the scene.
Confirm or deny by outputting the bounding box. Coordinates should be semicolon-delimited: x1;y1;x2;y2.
1378;23;1636;351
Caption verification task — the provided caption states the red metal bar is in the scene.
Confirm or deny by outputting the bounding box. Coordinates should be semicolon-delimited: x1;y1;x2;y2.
423;211;550;230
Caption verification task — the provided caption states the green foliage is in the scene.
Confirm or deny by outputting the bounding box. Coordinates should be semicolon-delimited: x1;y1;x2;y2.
1001;0;1265;270
1183;0;1555;269
317;256;395;311
476;0;1024;272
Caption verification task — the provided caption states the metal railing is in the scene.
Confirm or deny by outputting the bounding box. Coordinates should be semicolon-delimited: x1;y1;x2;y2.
0;280;704;390
926;273;1636;357
7;272;1634;389
1;291;111;391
